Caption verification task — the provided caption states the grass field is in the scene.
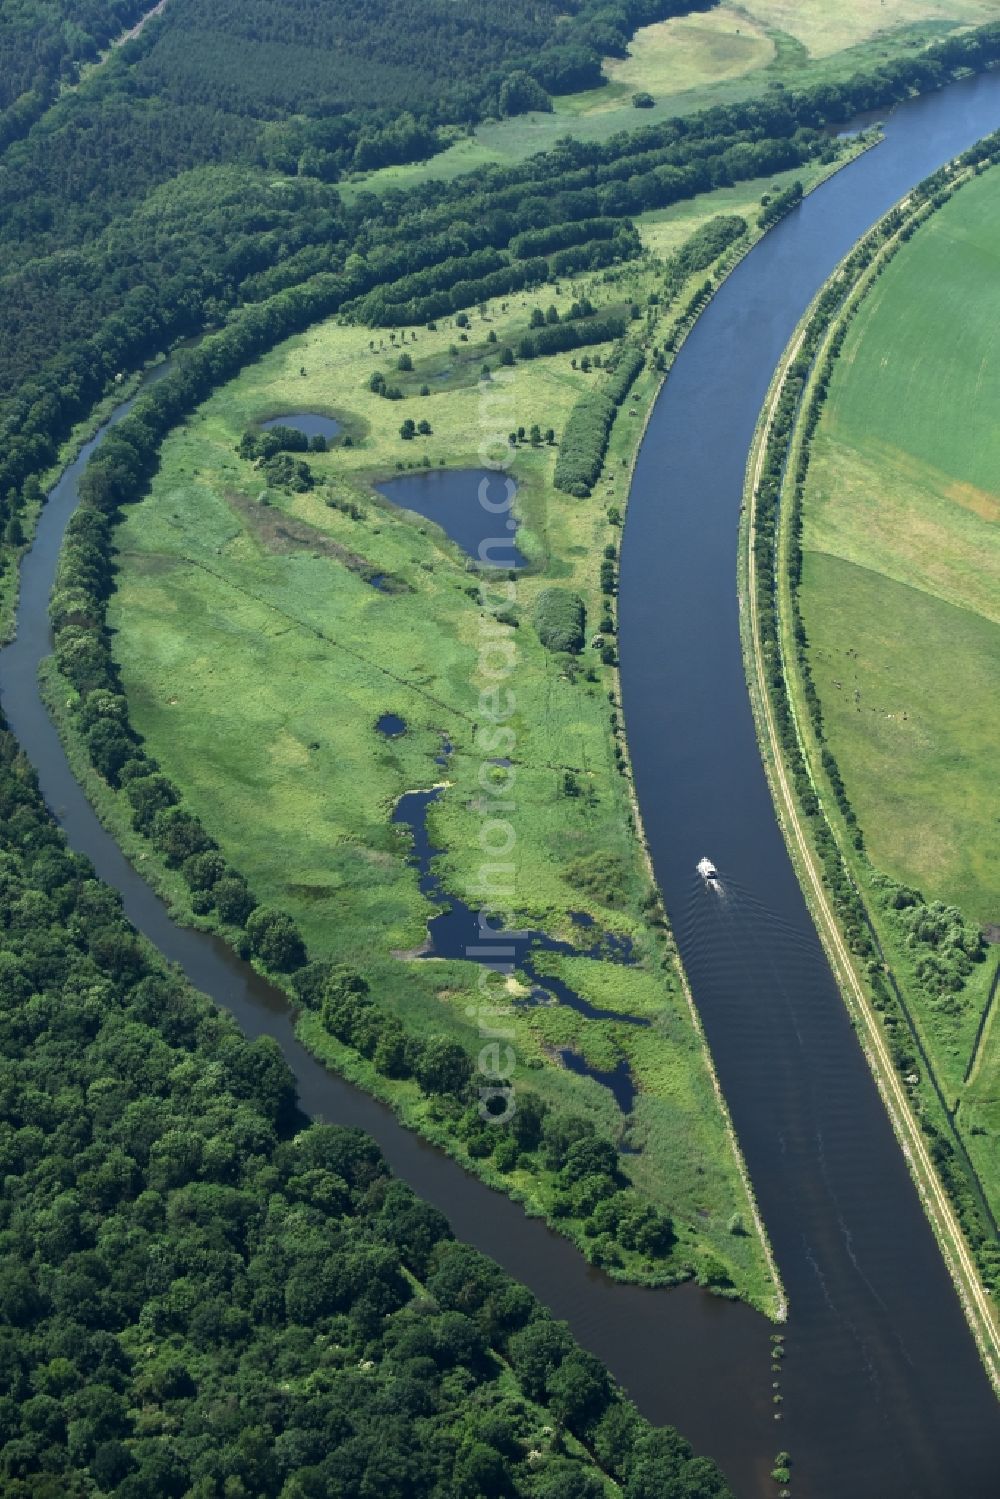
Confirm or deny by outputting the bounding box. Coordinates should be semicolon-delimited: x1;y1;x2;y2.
98;234;786;1302
800;168;1000;924
797;166;1000;1216
634;154;857;259
586;9;775;109
341;1;998;200
735;0;998;57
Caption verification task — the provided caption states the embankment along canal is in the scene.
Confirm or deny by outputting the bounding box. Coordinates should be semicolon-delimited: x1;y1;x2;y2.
619;67;1000;1499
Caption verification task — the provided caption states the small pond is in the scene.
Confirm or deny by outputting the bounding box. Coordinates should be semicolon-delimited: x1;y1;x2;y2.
376;713;407;738
559;1050;635;1114
377;468;526;568
262;412;341;442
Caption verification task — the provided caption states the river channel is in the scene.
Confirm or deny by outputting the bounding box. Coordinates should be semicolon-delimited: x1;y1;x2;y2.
2;68;1000;1499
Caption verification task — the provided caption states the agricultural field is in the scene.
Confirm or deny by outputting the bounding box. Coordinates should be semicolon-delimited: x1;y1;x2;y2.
796;165;1000;1208
96;236;783;1302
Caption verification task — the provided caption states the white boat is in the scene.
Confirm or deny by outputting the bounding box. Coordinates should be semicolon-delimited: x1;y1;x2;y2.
697;856;720;883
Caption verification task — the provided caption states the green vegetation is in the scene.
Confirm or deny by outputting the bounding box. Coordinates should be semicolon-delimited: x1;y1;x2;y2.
137;0;711;128
742;136;1000;1333
6;6;1000;590
43;197;795;1307
555;348;646;496
800;172;1000;923
757;180;803;232
534;590;588;654
794;160;1000;1237
6;0;1000;1485
737;0;997;59
350;4;999;195
0;715;732;1498
661;213;747;281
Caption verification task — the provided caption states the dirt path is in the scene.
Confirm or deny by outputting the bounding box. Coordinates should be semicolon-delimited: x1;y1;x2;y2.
119;0;168;46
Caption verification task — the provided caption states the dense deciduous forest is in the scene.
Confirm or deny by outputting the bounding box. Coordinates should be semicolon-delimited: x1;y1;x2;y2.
0;717;731;1497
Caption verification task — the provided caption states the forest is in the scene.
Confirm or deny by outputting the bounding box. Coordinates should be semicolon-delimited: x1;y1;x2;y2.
0;0;149;145
131;0;719;123
0;711;731;1497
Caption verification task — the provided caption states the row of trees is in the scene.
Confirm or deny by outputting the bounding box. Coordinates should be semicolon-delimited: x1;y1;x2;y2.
237;424;329;460
510;215;624;260
662;213;747;286
554;346;645;496
756;180;803;233
358;256;553;329
514;312;628;363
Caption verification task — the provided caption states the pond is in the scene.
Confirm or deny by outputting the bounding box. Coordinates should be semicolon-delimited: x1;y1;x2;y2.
376;713;407;737
262;412;341;442
391;787;643;1110
558;1050;635;1114
377;467;526;568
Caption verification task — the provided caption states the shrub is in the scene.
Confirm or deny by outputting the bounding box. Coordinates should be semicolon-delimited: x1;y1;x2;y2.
534;589;586;653
245;907;307;971
261;453;313;491
664;214;747;284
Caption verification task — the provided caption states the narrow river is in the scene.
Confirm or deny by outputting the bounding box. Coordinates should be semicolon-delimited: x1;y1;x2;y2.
1;69;999;1499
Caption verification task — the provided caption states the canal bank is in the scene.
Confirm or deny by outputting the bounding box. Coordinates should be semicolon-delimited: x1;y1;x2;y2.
618;65;1000;1498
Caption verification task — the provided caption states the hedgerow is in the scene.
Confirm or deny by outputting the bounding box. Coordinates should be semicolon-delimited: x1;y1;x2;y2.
554;346;645;495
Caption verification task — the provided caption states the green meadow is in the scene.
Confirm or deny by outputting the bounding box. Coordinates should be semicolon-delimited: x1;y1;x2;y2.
103;240;782;1302
635;155;856;260
797;166;1000;1209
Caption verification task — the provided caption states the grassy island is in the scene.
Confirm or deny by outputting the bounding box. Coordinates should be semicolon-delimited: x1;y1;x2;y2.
43;160;878;1310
